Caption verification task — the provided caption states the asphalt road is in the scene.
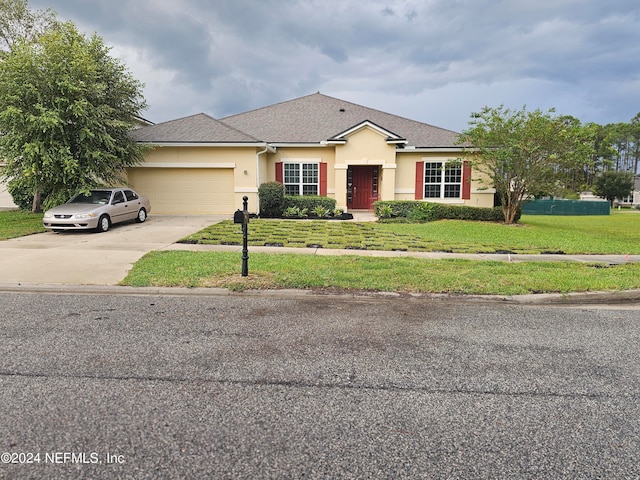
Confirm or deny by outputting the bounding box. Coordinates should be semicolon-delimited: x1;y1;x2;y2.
1;291;639;479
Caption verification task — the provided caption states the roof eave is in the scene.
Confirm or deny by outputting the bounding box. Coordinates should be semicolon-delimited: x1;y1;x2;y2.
398;146;468;153
270;142;334;148
135;141;268;147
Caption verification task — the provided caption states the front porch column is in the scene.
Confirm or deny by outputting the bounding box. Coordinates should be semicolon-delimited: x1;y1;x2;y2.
381;163;396;201
334;164;348;210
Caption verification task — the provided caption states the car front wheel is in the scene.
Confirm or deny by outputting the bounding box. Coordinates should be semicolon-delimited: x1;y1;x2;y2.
96;215;110;233
135;208;147;223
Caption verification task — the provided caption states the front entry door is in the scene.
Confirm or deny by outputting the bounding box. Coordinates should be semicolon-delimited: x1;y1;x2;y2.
348;166;377;210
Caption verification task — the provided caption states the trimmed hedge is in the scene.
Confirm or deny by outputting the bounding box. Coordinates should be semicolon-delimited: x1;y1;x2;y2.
258;182;286;218
374;200;520;223
258;182;337;218
284;195;336;213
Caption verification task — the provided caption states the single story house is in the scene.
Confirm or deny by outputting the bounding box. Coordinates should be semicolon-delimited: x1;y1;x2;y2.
128;93;494;215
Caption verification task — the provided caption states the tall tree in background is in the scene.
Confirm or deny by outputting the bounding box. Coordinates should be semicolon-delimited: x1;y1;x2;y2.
604;116;640;174
0;17;148;211
552;115;599;197
458;105;595;224
0;0;56;54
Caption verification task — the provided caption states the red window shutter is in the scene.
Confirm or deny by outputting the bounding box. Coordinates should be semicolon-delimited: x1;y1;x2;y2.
319;163;327;196
462;160;471;200
275;162;283;183
415;161;424;200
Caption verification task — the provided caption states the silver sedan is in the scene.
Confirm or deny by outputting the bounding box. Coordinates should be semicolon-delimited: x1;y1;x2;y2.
43;188;151;232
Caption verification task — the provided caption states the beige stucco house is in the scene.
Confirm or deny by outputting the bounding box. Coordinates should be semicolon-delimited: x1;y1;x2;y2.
128;93;494;214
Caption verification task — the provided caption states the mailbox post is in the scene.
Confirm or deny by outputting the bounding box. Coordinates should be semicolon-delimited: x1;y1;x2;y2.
233;196;249;276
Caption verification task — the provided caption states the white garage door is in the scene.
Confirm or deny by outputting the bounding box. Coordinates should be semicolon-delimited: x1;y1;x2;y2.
127;168;235;214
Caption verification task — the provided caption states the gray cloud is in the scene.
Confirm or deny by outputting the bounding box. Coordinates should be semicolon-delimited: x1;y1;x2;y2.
27;0;640;130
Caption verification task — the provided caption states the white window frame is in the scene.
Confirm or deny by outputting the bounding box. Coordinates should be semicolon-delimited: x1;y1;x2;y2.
423;160;462;199
283;160;320;196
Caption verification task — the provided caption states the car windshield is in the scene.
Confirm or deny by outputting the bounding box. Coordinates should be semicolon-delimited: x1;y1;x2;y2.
68;191;111;205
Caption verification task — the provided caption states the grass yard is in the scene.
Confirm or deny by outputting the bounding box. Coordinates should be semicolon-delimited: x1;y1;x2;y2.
180;212;640;255
0;210;45;240
3;207;639;295
121;250;640;295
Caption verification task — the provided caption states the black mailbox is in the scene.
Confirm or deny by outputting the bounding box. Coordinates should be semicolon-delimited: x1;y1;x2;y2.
237;196;249;276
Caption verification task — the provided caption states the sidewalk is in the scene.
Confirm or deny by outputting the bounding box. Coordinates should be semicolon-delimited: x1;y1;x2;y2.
163;243;640;264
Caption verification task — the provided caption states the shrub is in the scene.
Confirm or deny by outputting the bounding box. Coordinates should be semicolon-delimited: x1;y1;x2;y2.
283;206;308;218
374;200;519;223
312;205;330;218
377;204;394;219
407;202;443;222
6;178;57;211
284;195;336;214
374;200;420;218
258;182;286;218
6;178;36;211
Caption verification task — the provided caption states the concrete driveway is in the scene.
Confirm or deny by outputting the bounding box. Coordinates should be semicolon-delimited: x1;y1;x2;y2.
0;215;228;286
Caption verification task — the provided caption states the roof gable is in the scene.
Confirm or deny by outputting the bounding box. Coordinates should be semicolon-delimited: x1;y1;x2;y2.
130;113;260;144
327;120;407;145
221;92;461;148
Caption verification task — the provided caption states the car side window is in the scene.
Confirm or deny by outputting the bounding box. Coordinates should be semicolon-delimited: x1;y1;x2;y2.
124;190;139;201
112;191;125;204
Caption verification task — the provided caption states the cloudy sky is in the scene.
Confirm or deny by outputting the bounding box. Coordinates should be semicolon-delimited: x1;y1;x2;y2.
29;0;640;132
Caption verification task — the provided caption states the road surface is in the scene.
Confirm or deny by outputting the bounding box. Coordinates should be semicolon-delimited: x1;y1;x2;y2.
1;290;638;479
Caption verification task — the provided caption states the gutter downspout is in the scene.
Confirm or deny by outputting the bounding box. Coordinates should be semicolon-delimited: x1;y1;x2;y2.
256;143;276;213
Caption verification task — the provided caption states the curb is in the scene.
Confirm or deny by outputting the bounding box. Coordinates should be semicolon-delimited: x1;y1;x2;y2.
1;283;639;306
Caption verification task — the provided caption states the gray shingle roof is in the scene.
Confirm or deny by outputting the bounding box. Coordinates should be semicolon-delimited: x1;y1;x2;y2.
131;93;462;148
130;113;260;143
221;93;461;147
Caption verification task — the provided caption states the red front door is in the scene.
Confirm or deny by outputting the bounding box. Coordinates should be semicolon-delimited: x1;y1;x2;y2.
348;166;376;209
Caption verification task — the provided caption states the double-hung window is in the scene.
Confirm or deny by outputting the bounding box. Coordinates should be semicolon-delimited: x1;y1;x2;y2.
424;161;462;199
284;162;319;196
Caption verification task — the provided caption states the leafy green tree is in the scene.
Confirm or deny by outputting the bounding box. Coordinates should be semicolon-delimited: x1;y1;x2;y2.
0;20;148;211
458;105;595;224
592;170;634;206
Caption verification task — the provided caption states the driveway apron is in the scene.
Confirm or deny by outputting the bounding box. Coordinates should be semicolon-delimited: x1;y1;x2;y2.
0;215;227;286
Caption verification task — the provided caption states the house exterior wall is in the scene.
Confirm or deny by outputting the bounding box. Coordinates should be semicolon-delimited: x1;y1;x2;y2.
126;145;258;213
335;128;397;166
129;137;495;214
261;133;493;212
395;152;495;208
268;147;336;197
334;127;397;209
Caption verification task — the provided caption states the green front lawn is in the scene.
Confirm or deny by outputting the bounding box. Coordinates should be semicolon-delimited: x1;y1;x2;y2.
121;250;640;295
0;210;45;240
4;208;639;295
180;212;640;254
124;212;640;294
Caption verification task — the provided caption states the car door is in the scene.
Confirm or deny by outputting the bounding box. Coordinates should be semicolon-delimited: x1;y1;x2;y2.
123;189;143;220
109;190;130;224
